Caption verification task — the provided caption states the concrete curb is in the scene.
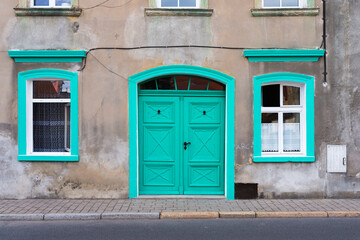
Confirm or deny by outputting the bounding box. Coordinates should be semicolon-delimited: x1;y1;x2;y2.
328;211;360;218
44;213;101;220
2;211;360;221
101;212;160;219
160;212;219;219
0;214;44;221
219;211;256;218
256;211;328;218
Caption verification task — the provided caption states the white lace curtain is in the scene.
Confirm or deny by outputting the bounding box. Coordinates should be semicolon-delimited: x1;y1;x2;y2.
262;123;300;152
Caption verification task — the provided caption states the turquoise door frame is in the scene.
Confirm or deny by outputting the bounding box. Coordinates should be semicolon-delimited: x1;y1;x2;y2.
129;65;235;200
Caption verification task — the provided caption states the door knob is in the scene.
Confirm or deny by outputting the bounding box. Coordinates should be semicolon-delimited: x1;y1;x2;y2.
184;142;191;150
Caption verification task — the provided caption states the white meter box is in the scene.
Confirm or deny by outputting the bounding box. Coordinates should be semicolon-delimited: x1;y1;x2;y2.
327;145;347;173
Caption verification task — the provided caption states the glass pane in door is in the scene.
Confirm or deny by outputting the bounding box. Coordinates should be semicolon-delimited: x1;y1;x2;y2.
189;77;208;90
175;76;190;90
157;77;176;90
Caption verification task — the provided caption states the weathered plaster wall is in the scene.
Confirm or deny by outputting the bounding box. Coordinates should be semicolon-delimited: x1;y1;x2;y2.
1;0;358;199
321;0;360;197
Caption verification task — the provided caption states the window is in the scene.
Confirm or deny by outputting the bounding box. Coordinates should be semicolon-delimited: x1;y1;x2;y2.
32;0;71;8
156;0;200;8
15;0;81;16
251;0;319;17
253;73;315;162
146;0;212;16
263;0;306;8
140;76;225;91
18;69;79;161
261;83;304;155
32;80;71;153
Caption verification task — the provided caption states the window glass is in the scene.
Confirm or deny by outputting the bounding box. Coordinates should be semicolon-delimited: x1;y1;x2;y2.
179;0;196;7
262;85;280;107
175;76;190;90
283;113;300;152
157;77;176;90
208;81;225;91
32;79;71;153
65;104;71;151
283;86;300;105
139;76;225;91
282;0;299;7
56;0;71;6
261;113;279;152
34;0;49;6
161;0;178;7
190;77;208;90
264;0;280;7
33;103;69;152
33;80;70;99
140;80;157;90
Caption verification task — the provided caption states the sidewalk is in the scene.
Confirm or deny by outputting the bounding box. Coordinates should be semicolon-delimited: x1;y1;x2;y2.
1;199;360;221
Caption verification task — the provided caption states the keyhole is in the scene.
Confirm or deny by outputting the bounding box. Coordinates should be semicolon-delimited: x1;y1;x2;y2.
203;111;206;115
158;110;161;114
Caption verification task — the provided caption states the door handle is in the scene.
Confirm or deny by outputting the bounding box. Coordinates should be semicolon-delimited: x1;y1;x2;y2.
184;142;191;150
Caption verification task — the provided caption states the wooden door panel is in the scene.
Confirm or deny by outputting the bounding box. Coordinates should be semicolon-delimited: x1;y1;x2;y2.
188;126;221;162
143;164;176;186
188;102;222;124
143;101;176;124
139;96;181;195
183;97;225;195
144;126;176;162
188;165;221;187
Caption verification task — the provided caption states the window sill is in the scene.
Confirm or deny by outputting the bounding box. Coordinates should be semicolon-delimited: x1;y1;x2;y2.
145;8;213;17
18;155;79;162
253;156;315;163
14;8;82;17
251;8;320;17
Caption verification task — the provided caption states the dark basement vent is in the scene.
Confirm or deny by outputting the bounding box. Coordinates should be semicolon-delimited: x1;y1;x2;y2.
235;183;258;199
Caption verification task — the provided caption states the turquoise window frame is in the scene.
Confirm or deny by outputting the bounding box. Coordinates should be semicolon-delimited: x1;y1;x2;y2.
129;65;235;200
18;69;79;162
253;73;315;163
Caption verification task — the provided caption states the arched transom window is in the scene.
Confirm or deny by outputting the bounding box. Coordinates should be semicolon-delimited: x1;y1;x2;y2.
140;76;225;91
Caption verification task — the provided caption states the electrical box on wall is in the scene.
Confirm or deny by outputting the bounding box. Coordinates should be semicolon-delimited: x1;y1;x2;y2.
327;145;347;173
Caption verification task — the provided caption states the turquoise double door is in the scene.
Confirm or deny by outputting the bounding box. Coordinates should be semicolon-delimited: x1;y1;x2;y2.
139;95;225;195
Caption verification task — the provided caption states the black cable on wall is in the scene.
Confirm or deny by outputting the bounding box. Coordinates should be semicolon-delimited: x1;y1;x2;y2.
322;0;328;86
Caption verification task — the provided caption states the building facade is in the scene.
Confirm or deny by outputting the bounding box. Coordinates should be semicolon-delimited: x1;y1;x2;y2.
0;0;359;199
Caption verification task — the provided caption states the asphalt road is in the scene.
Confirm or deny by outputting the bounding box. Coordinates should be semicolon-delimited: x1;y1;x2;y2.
1;218;360;240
